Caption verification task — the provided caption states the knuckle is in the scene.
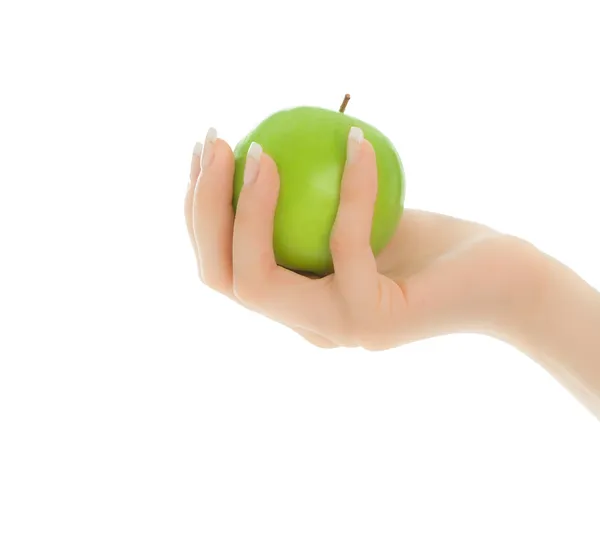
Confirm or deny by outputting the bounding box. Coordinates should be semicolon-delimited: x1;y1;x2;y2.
232;278;265;306
330;230;369;261
231;262;275;306
359;337;385;352
355;329;382;351
199;267;231;296
344;313;393;352
340;182;366;205
358;329;396;352
329;231;353;258
297;332;337;349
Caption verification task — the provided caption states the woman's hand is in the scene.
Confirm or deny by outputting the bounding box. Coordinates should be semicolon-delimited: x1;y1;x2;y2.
184;127;542;350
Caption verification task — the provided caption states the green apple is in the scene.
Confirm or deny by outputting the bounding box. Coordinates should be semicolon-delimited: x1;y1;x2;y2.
233;97;405;276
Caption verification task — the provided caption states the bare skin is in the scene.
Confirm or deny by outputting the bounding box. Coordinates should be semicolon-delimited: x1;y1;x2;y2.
184;128;600;420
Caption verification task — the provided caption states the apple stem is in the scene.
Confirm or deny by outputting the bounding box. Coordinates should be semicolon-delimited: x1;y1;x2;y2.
339;94;351;113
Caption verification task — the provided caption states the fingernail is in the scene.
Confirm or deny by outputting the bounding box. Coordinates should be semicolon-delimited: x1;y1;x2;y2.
189;142;202;190
347;126;364;164
243;142;262;186
201;127;217;170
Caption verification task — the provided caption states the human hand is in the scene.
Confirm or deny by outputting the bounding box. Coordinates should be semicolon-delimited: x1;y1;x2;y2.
184;128;541;350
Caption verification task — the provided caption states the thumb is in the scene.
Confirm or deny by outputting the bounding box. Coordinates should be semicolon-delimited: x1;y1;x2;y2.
330;127;380;309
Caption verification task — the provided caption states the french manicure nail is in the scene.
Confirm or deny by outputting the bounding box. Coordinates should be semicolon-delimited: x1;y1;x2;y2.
347;126;364;164
189;142;203;191
201;127;217;170
243;142;262;186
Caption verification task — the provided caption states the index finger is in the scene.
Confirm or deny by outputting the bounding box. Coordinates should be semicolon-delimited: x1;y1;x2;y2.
231;144;341;334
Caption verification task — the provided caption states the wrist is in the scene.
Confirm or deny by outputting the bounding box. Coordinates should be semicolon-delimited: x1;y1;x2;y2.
480;236;549;342
491;240;600;418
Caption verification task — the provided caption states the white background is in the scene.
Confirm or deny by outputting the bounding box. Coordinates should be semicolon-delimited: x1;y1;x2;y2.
1;0;600;551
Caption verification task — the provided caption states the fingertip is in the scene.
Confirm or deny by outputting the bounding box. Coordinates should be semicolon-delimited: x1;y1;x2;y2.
243;149;279;191
193;137;235;211
260;151;280;183
340;143;378;206
189;142;203;188
346;126;377;164
195;138;235;194
356;137;376;165
212;138;235;168
363;137;376;157
344;125;375;168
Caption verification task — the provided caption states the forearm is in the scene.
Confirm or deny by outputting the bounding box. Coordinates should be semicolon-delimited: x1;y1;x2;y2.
500;248;600;419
